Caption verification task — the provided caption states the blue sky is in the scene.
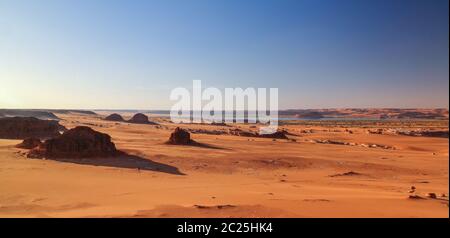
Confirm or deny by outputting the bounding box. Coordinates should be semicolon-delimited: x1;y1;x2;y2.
0;0;448;109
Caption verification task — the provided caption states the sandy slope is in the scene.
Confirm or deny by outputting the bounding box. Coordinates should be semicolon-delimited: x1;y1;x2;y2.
0;113;448;217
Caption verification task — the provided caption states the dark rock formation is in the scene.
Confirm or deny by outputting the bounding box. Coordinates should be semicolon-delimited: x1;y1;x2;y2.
104;113;125;122
210;122;229;126
427;193;437;199
0;109;59;120
228;128;289;139
397;130;449;138
128;113;157;124
188;128;227;135
167;127;193;145
16;138;42;149
29;126;118;158
330;171;363;177
0;117;65;139
228;128;256;137
259;130;289;139
367;129;383;134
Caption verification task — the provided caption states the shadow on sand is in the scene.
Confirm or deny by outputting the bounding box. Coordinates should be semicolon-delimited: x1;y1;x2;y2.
31;151;185;175
165;141;229;150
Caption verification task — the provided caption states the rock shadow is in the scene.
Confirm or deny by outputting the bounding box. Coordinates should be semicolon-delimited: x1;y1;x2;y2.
165;140;229;150
29;151;185;175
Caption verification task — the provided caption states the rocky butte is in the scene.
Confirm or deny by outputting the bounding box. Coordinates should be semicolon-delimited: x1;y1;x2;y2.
28;126;118;158
128;113;157;125
104;113;125;122
167;127;193;145
0;117;66;139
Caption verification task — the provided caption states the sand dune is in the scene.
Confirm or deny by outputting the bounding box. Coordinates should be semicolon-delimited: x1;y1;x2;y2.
0;113;448;217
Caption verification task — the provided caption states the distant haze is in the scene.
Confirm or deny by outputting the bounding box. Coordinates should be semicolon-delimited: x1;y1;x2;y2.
0;0;448;109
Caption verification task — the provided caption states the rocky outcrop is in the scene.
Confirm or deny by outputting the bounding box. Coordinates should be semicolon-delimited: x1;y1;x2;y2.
104;113;125;122
128;113;157;124
312;139;395;150
228;128;289;139
188;128;226;135
16;138;42;149
366;128;449;138
29;126;118;158
210;122;229;126
228;128;256;137
0;109;59;120
0;117;65;139
167;127;193;145
398;130;449;138
258;130;289;139
186;127;290;139
367;129;384;134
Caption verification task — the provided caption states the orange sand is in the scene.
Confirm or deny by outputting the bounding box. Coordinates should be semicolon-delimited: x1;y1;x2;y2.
0;113;448;217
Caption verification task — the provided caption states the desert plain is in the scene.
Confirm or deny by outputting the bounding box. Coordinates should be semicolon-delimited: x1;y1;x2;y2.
0;111;448;218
